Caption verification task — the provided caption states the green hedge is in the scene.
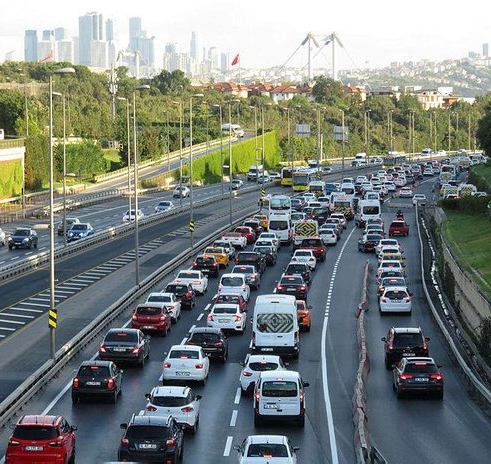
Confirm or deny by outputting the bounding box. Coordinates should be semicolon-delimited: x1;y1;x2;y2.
439;195;491;214
469;164;491;194
181;131;281;184
0;160;23;198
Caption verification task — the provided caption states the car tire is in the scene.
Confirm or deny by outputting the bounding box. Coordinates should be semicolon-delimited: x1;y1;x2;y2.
221;351;228;363
110;391;118;404
68;447;76;464
298;415;305;427
71;394;80;404
306;323;311;332
191;417;199;434
8;246;12;250
200;376;207;386
254;414;262;427
139;356;145;368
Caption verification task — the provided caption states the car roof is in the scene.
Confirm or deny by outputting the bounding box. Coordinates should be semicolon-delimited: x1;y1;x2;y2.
221;273;244;278
259;370;300;380
169;344;201;352
151;386;189;397
383;286;408;292
18;415;60;426
392;327;422;334
247;354;282;364
247;435;288;445
80;360;112;367
130;414;172;427
190;327;222;334
212;303;240;309
404;357;435;364
107;328;139;334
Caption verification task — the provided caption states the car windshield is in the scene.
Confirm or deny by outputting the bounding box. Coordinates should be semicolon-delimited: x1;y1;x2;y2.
247;444;289;458
286;264;307;274
237;254;256;261
295;251;311;257
248;362;280;371
262;381;298;397
147;295;172;303
13;426;58;440
13;229;29;236
105;331;138;343
151;396;189;407
78;365;111;378
221;277;244;287
213;306;238;314
72;224;88;230
159;202;171;207
178;272;200;279
126;425;167;439
166;284;187;294
391;222;405;227
169;350;199;359
137;306;162;316
280;276;303;285
189;332;220;343
382;278;406;287
393;333;423;348
385;290;408;300
404;363;438;374
255;247;272;254
269;220;288;230
196;257;215;265
232;266;254;274
301;239;322;246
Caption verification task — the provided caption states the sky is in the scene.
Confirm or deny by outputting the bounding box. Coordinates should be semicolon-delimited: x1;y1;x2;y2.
1;0;491;70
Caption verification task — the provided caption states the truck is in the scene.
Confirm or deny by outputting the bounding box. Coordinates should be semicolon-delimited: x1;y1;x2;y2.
330;192;354;220
293;220;319;248
247;164;264;181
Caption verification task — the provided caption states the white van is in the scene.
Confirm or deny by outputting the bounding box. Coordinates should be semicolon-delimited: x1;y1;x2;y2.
254;370;309;427
355;199;381;228
247;165;264;181
218;273;250;301
268;214;292;245
252;295;299;357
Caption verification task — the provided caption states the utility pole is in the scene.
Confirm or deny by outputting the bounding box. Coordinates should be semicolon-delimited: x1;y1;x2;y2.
448;110;451;152
254;106;259;185
317;108;321;177
261;106;265;173
132;92;140;285
228;103;233;225
434;112;437;152
468;114;471;151
412;112;415;156
341;109;345;177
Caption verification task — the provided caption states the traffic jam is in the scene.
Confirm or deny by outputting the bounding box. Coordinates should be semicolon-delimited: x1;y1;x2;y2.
4;156;459;463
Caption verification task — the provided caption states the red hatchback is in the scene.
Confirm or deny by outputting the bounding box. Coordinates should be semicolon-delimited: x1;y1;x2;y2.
131;304;172;336
213;292;248;312
6;415;76;464
234;226;256;244
389;220;409;237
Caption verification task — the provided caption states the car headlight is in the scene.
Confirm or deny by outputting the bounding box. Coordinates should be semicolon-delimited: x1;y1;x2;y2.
8;237;13;242
23;238;29;243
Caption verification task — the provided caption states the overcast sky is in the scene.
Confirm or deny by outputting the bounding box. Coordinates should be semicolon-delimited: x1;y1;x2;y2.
1;0;490;70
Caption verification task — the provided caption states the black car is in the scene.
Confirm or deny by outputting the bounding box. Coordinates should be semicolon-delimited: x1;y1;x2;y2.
393;357;443;399
118;414;184;462
165;283;196;309
358;233;383;252
192;255;219;277
276;275;308;300
71;360;122;403
284;262;311;285
253;245;277;266
186;327;228;362
98;328;150;367
382;327;430;369
235;251;266;274
310;207;330;224
8;227;38;250
231;264;261;289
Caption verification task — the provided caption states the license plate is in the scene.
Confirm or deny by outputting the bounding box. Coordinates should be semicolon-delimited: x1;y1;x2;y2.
261;348;273;351
414;377;428;382
139;443;157;449
264;403;278;409
403;353;415;357
143;325;155;329
176;371;190;376
219;319;229;323
24;446;43;451
86;381;101;386
113;347;126;352
287;288;295;291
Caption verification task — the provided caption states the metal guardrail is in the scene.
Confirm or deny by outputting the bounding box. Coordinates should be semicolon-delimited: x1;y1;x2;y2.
0;138;25;149
416;204;491;409
0;206;257;430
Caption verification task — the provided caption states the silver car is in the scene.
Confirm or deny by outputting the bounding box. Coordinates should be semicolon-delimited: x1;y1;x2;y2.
379;286;412;314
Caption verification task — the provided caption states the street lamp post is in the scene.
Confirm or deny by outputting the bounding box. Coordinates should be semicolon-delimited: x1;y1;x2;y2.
166;110;171;171
341;109;345;177
447;109;451;153
364;109;371;162
228;103;233;225
213;104;224;196
173;100;184;206
117;97;132;216
251;105;259;186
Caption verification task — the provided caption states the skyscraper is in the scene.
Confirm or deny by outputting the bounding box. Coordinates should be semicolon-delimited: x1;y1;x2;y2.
129;17;142;39
106;19;114;41
221;52;229;73
24;30;38;62
208;47;219;70
127;18;155;71
42;30;54;41
57;40;74;63
54;28;68;41
79;12;104;66
165;43;179;54
190;31;200;62
483;43;489;58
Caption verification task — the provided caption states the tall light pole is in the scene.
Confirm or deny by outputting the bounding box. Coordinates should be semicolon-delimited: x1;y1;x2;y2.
48;67;75;359
364;109;371;162
166;109;171;171
468;114;472;151
447;109;451;153
228;102;233;225
173;99;184;206
214;104;224;196
250;105;259;185
117;96;132;216
133;84;150;286
341;109;345;177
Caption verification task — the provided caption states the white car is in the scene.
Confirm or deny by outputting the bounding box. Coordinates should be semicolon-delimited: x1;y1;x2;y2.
145;292;181;322
231;179;244;190
379;286;412;314
143;386;201;432
0;227;5;246
162;345;210;385
301;192;315;202
123;209;144;222
375;239;400;256
399;187;413;198
423;168;434;176
234;435;299;463
384;182;397;192
330;213;346;229
207;303;246;332
222;232;247;250
218;273;250;302
394;177;406;187
412;194;427;206
239;355;287;394
155;200;174;213
377;260;404;278
173;185;190;198
291;249;317;271
174;270;208;295
258;232;280;250
319;227;338;246
317;196;330;208
269;171;281;180
214;239;236;259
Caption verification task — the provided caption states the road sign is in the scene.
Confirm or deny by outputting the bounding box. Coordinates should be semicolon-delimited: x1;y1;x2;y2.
333;125;349;141
189;221;195;233
262;188;266;197
296;124;311;138
48;309;57;329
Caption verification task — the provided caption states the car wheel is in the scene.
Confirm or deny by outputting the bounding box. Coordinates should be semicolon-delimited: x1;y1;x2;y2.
191;417;199;434
435;391;444;400
110;391;118;404
34;242;37;248
385;358;392;370
306;323;311;332
69;447;76;464
139;356;145;368
71;394;80;404
298;415;305;427
254;414;262;427
8;246;12;250
221;351;228;363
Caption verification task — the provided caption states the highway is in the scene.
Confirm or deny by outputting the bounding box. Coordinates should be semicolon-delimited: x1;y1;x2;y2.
2;165;489;463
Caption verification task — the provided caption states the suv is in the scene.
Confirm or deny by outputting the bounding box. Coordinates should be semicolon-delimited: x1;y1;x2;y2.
382;327;430;369
6;415;76;464
284;262;311;285
186;327;228;362
71;360;123;403
235;251;266;274
165;282;196;309
8;227;38;250
299;237;326;262
389;220;409;237
193;255;219;277
118;414;184;462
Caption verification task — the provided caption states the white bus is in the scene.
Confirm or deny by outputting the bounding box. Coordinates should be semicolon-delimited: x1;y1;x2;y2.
269;195;292;217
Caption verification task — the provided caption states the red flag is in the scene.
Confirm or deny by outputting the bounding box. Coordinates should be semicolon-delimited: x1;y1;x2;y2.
40;49;54;62
231;53;239;66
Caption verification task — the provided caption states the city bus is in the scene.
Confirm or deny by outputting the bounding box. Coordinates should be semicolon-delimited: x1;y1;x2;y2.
292;171;311;192
269;194;292;217
281;167;294;186
383;154;407;169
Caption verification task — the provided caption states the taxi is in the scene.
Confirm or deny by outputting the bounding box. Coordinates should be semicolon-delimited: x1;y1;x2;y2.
296;300;311;332
203;246;229;268
378;250;405;267
253;214;269;230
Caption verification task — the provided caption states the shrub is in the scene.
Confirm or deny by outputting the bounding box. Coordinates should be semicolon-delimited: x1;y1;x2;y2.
439;195;491;214
0;160;23;198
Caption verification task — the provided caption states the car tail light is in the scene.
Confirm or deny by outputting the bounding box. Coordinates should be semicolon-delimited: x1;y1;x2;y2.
181;406;194;412
423;339;428;351
430;373;443;381
107;378;115;390
7;439;20;446
235;315;242;322
164;362;171;368
121;438;129;446
208;314;214;321
195;363;203;369
294;331;299;344
193;263;198;268
99;345;106;353
213;262;218;267
166;438;176;449
131;346;140;353
405;297;411;303
215;341;223;347
242;370;253;377
277;285;284;291
73;377;79;388
300;285;306;291
132;313;137;320
185;292;192;298
48;440;63;447
146;405;158;412
254;391;260;401
399;373;413;380
160;315;167;321
193;280;201;284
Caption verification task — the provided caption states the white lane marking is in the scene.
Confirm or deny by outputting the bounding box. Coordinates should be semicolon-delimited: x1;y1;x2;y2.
0;261;4;264
204;303;211;312
10;257;19;260
0;313;34;319
65;282;88;287
25;252;33;255
230;410;238;427
0;319;24;325
0;327;16;332
21;302;49;307
56;286;82;291
180;337;187;345
71;278;98;283
223;436;234;457
234;387;241;405
0;334;5;338
84;271;109;277
9;307;43;313
196;313;204;321
189;324;196;332
249;340;253;349
321;226;355;464
53;290;75;295
38;247;46;250
27;297;59;303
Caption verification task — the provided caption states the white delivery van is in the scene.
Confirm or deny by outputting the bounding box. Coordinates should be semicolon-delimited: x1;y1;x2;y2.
355;199;381;228
247;164;264;181
268;213;292;245
252;294;299;357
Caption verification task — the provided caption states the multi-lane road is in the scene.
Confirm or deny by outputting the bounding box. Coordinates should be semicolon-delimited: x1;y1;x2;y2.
1;166;490;463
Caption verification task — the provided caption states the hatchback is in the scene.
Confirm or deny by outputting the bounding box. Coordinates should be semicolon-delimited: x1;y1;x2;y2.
393;357;443;399
72;360;122;403
382;327;429;368
162;345;210;385
234;435;299;464
164;282;196;309
239;355;287;394
379;287;412;314
208;304;246;332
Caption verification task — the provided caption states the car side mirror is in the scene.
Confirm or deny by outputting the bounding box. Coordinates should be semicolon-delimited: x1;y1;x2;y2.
437;364;442;368
303;381;310;387
196;395;202;400
119;369;124;374
308;305;313;309
381;337;386;342
425;336;430;341
293;446;301;452
233;445;241;452
145;393;151;399
70;425;78;432
239;361;245;367
120;423;128;430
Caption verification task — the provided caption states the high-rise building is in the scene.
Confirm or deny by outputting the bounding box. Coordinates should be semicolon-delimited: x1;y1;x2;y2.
91;40;108;68
79;12;104;66
24;30;38;62
106;19;114;41
165;42;179;55
208;47;219;70
221;52;229;73
129;17;142;39
483;43;489;57
190;31;200;62
72;37;79;65
57;40;74;63
42;30;54;41
54;28;68;41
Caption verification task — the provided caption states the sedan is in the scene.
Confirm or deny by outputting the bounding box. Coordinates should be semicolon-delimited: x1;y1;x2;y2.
144;386;201;433
235;226;256;244
393;357;443;399
399;187;413;198
173;185;190;198
377;276;407;297
284;263;311;285
291;249;316;271
276;275;308;300
412;194;427;206
382;327;429;369
99;328;150;367
193;254;219;277
155;200;174;213
231;179;244;190
174;270;208;295
234;435;299;463
186;327;228;362
207;304;246;332
67;223;94;242
162;345;210;385
232;265;261;289
145;292;181;322
358;233;382;253
239;354;287;394
212;293;247;313
330;213;347;229
222;232;247;250
123;209;144;222
71;360;122;403
379;287;412;314
131;304;172;336
375;239;400;256
165;282;196;309
57;217;80;236
253;245;277;266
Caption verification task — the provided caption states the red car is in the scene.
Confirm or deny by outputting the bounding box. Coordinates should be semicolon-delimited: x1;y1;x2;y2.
389;220;409;237
6;415;76;464
131;304;172;336
234;226;256;244
212;292;247;312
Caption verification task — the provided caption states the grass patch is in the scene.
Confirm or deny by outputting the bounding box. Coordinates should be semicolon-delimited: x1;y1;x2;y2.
102;149;122;164
443;210;491;299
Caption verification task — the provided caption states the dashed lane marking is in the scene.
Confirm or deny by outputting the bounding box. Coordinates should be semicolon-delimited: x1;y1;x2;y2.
230;410;238;427
223;436;234;457
234;388;241;405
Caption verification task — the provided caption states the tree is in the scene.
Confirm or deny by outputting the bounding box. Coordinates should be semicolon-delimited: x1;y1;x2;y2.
152;70;190;96
312;76;346;106
476;102;491;155
0;90;24;135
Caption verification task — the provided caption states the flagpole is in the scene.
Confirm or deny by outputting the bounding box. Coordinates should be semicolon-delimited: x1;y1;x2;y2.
238;51;241;84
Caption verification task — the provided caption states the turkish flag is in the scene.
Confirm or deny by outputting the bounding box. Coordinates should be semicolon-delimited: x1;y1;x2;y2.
40;49;54;62
231;53;239;66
